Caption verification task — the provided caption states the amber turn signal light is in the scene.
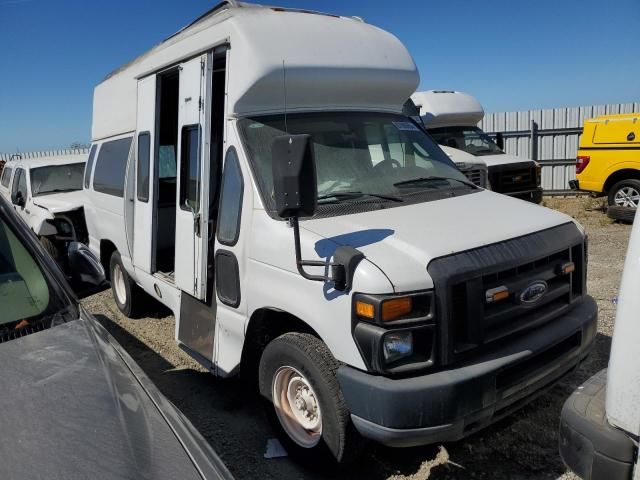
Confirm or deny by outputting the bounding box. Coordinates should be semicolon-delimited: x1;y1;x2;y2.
355;301;375;319
381;297;413;322
485;286;509;304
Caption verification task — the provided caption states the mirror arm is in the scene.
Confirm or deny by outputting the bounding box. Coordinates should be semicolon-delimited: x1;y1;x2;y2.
291;216;335;282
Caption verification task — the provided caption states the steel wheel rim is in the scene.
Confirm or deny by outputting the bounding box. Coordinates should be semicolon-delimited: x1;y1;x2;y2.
614;186;640;208
112;264;127;305
272;366;322;448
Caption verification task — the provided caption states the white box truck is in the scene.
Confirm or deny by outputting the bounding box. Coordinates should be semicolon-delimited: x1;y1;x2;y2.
412;90;543;203
559;210;639;479
84;1;596;462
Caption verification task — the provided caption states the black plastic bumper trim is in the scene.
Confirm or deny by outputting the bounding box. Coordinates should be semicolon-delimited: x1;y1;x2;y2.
337;296;597;446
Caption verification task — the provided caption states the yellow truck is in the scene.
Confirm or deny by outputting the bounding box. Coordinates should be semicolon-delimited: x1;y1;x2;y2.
570;113;640;221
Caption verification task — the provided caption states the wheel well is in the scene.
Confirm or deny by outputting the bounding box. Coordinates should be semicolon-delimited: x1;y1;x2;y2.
100;240;117;280
603;169;640;194
240;308;321;386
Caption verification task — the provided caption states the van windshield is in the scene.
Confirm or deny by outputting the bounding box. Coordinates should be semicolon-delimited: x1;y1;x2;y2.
239;112;473;213
428;126;504;156
31;163;85;196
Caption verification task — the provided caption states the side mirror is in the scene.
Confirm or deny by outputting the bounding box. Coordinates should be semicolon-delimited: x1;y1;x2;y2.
67;242;106;286
271;134;317;219
13;191;25;207
495;132;505;151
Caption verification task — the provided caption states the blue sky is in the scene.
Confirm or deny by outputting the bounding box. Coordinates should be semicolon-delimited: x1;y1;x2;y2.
0;0;638;152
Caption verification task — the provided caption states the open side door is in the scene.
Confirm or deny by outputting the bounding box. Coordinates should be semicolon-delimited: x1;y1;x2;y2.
174;53;212;300
132;75;156;274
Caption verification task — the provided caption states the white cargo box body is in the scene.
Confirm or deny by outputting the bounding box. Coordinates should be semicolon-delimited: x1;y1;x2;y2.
411;90;484;128
92;3;419;140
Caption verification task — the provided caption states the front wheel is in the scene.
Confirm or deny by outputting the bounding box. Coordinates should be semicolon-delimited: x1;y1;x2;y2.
259;333;363;463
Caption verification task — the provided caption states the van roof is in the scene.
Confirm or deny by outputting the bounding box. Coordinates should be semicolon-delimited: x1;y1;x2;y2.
411;90;484;128
92;1;419;141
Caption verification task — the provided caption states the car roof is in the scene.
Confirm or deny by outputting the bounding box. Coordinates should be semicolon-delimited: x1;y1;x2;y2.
8;154;87;170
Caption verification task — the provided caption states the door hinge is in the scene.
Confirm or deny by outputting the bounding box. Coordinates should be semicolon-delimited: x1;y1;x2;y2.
201;58;205;76
198;96;203;112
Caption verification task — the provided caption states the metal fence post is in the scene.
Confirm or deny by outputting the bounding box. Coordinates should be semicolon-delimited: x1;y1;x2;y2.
530;119;538;161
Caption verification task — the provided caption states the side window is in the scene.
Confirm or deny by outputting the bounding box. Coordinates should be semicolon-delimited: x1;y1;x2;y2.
1;167;12;188
179;125;200;212
83;144;98;189
137;132;151;202
217;148;244;246
93;137;132;197
11;169;26;200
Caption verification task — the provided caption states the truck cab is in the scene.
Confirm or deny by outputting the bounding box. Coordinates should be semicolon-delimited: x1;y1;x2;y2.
0;154;90;271
412;90;543;203
84;1;596;462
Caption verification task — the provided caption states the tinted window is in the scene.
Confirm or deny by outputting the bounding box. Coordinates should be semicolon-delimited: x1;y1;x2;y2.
93;137;132;197
83;144;98;189
217;148;243;245
1;167;12;188
12;169;26;201
179;125;200;212
137;132;151;202
31;163;85;196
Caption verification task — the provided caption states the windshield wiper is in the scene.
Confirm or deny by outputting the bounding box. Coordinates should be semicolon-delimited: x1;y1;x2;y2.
393;176;478;189
317;191;403;204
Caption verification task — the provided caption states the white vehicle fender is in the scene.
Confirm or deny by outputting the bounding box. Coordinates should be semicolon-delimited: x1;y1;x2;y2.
32;215;57;236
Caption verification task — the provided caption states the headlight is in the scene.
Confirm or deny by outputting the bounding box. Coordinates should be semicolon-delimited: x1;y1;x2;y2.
56;219;72;235
383;331;413;363
352;291;436;374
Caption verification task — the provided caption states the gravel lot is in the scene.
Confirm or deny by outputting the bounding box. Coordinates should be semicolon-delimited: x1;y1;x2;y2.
82;197;633;480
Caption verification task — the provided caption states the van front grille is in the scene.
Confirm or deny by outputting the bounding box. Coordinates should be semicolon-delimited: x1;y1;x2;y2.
427;223;586;366
462;169;487;188
488;162;538;193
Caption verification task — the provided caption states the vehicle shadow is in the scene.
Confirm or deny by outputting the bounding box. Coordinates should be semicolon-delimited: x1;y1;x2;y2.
93;312;612;479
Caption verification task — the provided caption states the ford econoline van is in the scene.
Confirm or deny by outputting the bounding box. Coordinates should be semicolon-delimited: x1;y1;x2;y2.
84;1;597;462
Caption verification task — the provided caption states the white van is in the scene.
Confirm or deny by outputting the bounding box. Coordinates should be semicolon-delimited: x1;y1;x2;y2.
0;153;89;264
84;1;597;462
559;210;638;479
412;90;543;203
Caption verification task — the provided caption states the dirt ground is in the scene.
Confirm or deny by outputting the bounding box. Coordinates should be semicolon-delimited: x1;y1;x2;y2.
81;196;632;480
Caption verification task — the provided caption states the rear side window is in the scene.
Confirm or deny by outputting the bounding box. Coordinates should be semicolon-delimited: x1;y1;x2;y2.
93;137;132;197
83;144;98;189
217;148;244;246
1;167;12;188
137;132;151;202
12;169;26;200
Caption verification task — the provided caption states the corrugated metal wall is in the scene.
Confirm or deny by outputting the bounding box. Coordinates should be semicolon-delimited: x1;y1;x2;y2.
480;102;640;194
0;148;90;162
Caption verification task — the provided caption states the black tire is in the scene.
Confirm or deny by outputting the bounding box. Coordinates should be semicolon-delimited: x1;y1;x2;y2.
607;179;640;208
39;236;60;262
109;251;145;318
607;205;637;223
258;332;363;464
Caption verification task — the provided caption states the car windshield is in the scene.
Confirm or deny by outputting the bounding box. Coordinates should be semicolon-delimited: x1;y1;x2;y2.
0;212;76;335
31;163;85;196
428;126;504;156
239;112;473;213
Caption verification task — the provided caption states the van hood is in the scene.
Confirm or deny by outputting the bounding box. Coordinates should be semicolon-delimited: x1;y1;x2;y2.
32;190;86;213
480;152;536;168
303;190;575;292
439;145;486;168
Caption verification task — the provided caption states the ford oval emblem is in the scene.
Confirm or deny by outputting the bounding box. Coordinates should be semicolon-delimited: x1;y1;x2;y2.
520;281;548;304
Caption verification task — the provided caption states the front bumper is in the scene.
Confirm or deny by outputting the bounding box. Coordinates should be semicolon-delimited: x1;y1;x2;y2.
508;186;543;204
337;295;598;448
559;369;635;480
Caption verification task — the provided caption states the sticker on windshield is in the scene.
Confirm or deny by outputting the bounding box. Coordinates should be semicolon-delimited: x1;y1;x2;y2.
392;121;420;132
